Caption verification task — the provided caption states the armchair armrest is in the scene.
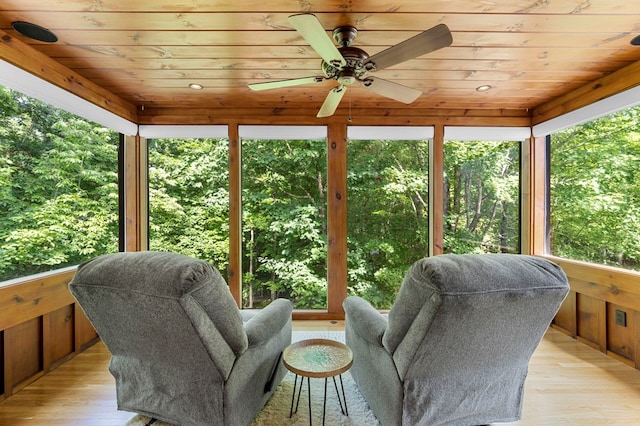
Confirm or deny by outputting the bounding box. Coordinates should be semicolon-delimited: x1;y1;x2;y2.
244;298;293;347
343;296;387;347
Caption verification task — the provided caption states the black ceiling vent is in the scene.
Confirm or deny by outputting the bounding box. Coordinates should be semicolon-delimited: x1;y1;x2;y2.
12;21;58;43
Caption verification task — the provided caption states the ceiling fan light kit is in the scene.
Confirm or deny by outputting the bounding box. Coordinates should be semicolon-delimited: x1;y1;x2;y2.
248;13;453;118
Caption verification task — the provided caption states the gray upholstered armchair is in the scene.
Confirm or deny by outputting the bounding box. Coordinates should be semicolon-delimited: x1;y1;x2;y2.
69;251;293;426
344;254;569;426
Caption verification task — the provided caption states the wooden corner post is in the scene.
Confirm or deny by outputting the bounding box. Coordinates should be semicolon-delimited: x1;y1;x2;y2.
327;123;348;315
228;124;242;307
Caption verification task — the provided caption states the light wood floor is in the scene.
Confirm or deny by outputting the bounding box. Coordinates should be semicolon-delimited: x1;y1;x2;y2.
1;321;640;425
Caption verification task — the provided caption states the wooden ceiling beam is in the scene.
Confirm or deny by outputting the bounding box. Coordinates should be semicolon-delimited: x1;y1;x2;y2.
0;0;634;14
0;29;138;123
27;30;636;49
533;59;640;125
2;12;639;33
137;106;531;127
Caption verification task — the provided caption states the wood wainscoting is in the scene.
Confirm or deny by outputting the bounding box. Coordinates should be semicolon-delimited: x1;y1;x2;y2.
549;256;640;369
0;268;98;402
2;254;640;403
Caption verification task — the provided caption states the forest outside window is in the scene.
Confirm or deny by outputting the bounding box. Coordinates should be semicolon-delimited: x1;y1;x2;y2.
549;105;640;271
147;136;230;276
346;127;432;309
0;85;119;282
443;127;526;255
240;126;327;310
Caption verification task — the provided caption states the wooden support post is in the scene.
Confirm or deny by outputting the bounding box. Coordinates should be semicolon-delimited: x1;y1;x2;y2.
529;135;548;255
429;124;444;256
122;134;147;252
327;123;348;314
228;124;242;306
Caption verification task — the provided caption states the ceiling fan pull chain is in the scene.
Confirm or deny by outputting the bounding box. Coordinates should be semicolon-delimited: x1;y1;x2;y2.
348;89;353;122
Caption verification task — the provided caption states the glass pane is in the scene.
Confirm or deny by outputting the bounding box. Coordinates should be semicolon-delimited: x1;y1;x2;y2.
242;138;327;309
148;138;229;274
443;140;520;254
0;86;119;281
347;139;429;309
550;106;640;270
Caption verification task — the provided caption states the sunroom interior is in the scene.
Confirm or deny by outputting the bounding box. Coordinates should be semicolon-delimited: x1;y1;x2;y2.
1;1;640;421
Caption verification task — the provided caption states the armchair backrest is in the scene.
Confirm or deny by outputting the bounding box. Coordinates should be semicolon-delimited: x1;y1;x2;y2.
382;254;568;420
69;251;248;382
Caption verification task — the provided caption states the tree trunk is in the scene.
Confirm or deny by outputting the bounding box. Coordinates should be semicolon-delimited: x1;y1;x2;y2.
468;178;483;232
247;228;254;308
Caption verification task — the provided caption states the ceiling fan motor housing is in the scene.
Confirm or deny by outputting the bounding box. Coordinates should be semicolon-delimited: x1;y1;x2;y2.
333;26;358;47
321;46;369;84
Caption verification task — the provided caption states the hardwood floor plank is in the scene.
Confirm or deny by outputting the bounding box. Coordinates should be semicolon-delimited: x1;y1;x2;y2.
1;323;639;425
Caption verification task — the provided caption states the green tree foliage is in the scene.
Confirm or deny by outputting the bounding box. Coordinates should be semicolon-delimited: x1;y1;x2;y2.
5;81;640;301
443;141;520;254
550;106;640;270
241;139;327;309
148;138;230;271
0;87;119;280
347;139;430;308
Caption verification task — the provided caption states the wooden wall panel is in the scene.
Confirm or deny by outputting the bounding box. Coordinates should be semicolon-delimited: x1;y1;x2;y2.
636;311;640;370
576;293;606;351
607;303;635;363
74;305;98;350
49;305;74;366
5;318;42;391
1;269;101;400
553;291;577;336
0;330;4;398
546;256;640;369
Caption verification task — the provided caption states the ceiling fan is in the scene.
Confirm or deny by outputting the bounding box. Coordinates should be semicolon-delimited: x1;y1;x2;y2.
248;13;453;118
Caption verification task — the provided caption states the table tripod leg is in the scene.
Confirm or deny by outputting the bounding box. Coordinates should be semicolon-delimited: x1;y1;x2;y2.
307;377;312;426
290;374;299;417
293;375;305;417
332;376;346;415
340;374;348;416
322;378;328;426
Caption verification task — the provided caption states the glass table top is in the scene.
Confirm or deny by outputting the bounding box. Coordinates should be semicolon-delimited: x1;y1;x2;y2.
283;338;353;378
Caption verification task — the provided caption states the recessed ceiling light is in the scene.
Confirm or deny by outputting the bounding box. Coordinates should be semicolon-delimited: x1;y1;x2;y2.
11;21;58;43
189;83;203;90
631;35;640;46
476;85;493;92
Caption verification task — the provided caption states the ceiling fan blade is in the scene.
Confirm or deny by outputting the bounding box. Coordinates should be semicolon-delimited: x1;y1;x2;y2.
317;85;346;118
289;14;346;67
360;77;422;104
248;76;324;91
363;24;452;71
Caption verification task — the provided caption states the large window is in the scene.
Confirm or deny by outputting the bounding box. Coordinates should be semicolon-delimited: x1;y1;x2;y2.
241;135;327;309
148;137;229;274
443;139;521;254
550;105;640;270
347;137;430;309
0;86;119;281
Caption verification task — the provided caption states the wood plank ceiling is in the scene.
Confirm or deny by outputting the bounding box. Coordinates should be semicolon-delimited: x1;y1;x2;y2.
0;0;640;124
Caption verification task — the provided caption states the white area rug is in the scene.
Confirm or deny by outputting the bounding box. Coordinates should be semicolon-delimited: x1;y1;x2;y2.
126;331;380;425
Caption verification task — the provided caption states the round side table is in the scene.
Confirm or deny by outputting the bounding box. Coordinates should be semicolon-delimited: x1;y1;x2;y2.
282;338;353;426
